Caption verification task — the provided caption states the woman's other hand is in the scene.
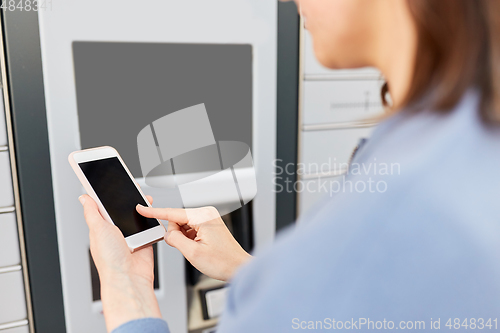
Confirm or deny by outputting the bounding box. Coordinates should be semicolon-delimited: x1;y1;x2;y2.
137;205;252;282
80;194;162;332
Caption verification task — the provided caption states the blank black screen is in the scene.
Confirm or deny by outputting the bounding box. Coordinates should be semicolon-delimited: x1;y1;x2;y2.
79;157;159;237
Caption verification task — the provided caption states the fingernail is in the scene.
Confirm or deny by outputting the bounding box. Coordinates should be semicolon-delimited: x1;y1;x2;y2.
137;204;146;208
78;196;85;205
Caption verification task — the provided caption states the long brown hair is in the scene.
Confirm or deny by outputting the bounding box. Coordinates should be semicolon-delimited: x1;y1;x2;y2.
384;0;500;124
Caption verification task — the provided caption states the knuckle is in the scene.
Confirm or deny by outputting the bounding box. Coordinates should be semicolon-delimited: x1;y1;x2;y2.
201;206;220;220
165;230;181;246
188;244;200;258
207;206;219;216
165;231;175;245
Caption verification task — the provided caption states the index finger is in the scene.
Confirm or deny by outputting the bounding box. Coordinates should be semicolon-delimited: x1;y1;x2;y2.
136;206;189;225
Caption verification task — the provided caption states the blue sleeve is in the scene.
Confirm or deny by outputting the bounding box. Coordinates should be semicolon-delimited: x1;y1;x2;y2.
215;192;500;332
111;318;169;333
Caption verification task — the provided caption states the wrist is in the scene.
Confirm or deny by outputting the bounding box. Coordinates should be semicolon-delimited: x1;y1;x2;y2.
225;251;252;281
100;273;161;332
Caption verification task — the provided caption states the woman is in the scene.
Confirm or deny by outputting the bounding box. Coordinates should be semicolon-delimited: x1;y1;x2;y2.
80;0;500;332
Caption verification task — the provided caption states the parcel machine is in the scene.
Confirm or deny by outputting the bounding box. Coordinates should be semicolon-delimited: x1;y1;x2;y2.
0;1;280;332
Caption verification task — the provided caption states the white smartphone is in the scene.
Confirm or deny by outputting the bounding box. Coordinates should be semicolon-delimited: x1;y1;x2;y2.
68;146;165;251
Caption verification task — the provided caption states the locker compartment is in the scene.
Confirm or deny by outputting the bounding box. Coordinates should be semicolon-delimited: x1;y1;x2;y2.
0;270;27;325
302;80;385;125
0;152;14;208
0;90;6;147
0;213;20;268
303;30;379;78
298;176;343;215
300;127;374;169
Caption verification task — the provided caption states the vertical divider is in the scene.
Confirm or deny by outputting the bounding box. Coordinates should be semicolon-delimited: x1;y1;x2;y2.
276;1;300;231
0;9;66;333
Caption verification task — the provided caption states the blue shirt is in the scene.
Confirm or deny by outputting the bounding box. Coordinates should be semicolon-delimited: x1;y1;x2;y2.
114;91;500;333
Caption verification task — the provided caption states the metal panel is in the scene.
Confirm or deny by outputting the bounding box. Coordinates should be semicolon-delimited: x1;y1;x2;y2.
0;90;7;147
1;9;66;333
0;212;20;268
297;26;381;218
0;325;29;333
300;127;374;168
276;1;300;231
37;0;277;332
0;152;14;207
303;80;385;125
298;175;343;215
0;270;27;325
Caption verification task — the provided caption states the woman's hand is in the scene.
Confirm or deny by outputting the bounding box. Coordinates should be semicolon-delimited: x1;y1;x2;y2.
79;194;162;333
137;205;252;282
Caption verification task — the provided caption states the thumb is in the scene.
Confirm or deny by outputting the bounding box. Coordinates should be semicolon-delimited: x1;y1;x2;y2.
80;195;107;231
165;222;197;259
